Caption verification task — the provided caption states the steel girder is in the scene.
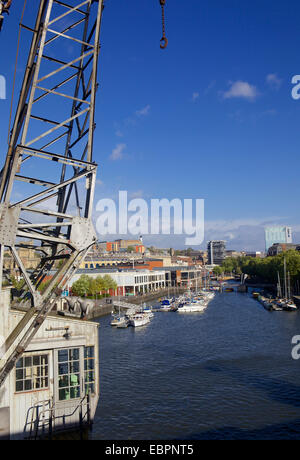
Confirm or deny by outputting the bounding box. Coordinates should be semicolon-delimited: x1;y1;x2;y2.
0;0;104;386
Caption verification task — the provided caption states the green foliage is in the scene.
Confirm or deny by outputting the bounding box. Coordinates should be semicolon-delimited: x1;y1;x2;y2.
220;250;300;285
37;279;52;293
71;275;91;297
71;274;118;297
10;276;26;291
89;276;105;296
213;266;223;276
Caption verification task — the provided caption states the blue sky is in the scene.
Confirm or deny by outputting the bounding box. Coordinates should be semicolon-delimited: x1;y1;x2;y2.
0;0;300;250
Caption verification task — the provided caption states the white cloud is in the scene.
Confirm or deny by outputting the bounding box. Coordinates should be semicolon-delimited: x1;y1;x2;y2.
110;143;126;161
223;81;259;101
115;129;124;138
266;73;282;90
192;92;199;102
136;105;151;117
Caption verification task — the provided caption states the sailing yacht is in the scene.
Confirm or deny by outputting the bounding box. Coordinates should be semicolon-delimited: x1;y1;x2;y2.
276;262;297;311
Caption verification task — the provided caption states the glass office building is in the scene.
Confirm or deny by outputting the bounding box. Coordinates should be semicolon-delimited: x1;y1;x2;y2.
207;241;226;265
265;227;292;252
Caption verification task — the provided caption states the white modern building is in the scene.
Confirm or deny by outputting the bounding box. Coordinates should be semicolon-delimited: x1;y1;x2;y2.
71;269;168;296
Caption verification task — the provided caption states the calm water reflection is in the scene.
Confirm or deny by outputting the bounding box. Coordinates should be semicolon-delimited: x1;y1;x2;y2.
91;291;300;440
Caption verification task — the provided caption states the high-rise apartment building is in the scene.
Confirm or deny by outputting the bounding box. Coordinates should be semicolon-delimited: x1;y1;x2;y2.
265;227;292;252
207;241;226;265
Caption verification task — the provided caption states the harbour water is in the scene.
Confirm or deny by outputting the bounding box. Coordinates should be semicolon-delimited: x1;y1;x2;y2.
91;290;300;440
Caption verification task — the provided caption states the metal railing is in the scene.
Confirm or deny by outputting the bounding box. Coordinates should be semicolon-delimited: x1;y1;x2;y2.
25;393;91;440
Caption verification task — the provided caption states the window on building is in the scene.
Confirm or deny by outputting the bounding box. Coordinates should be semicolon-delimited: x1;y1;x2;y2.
16;354;49;393
58;348;80;401
84;346;95;395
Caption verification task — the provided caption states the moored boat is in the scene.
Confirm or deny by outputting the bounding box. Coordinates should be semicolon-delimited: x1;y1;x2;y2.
177;302;207;313
142;304;154;318
116;317;130;328
159;299;174;311
129;313;151;327
282;300;297;312
177;297;207;313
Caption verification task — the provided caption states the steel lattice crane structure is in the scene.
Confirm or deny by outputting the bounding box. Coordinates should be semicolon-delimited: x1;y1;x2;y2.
0;0;104;388
0;0;168;389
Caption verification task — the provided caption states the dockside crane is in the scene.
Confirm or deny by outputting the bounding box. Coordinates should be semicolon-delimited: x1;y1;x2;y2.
0;0;168;388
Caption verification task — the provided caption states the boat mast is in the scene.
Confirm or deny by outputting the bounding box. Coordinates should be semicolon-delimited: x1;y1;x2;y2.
277;271;282;298
284;258;287;299
288;271;291;300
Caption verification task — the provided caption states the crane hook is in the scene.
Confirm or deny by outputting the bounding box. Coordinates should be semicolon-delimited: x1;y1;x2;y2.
159;0;168;50
160;36;168;50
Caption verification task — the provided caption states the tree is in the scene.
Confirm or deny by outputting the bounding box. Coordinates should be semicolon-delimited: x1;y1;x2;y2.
221;258;235;274
71;275;90;297
88;276;105;296
102;274;118;295
213;266;222;277
239;250;300;289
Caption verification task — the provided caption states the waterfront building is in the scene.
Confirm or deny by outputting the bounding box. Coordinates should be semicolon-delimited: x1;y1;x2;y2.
3;241;41;277
226;250;243;258
0;288;99;440
243;251;264;258
104;239;145;253
156;266;203;289
71;268;167;296
265;226;292;252
207;241;226;266
80;252;144;269
267;243;300;257
71;265;203;295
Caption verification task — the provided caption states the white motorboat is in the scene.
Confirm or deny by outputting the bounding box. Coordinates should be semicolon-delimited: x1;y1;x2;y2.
116;317;130;328
177;302;207;313
129;313;151;327
177;297;208;313
144;311;154;319
199;290;215;300
111;315;128;327
160;305;172;312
